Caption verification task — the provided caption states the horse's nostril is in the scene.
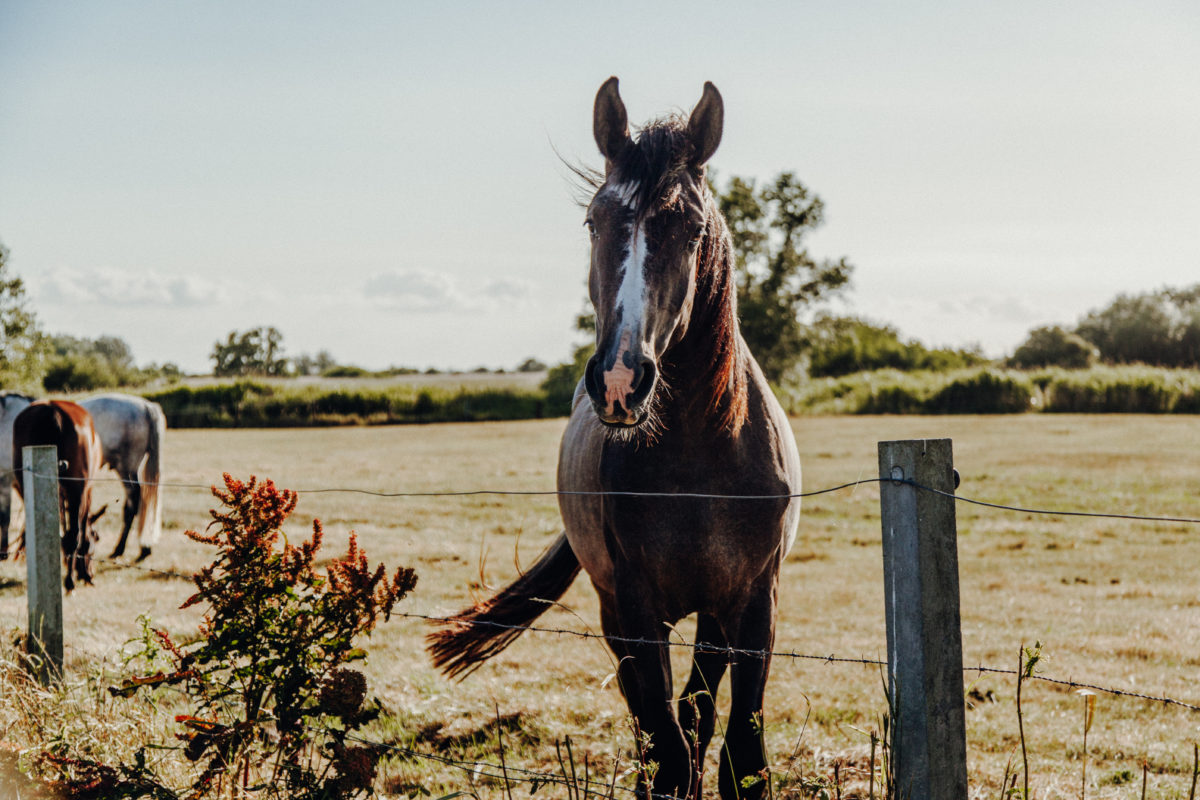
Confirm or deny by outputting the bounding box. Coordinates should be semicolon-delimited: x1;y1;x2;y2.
627;358;657;408
583;354;603;400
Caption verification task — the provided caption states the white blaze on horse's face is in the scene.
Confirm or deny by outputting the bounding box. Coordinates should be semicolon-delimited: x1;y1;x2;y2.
584;174;704;430
584;179;655;427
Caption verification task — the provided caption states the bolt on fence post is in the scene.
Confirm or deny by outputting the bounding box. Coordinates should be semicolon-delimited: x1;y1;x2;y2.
23;444;63;684
878;439;967;800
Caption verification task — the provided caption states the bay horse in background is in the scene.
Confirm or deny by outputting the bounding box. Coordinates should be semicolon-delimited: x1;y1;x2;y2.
12;399;107;591
429;78;802;800
79;393;166;561
0;391;34;559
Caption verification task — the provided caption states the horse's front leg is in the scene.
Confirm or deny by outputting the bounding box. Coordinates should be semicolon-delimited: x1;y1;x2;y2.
60;499;79;593
718;579;778;800
0;482;10;560
603;582;692;800
678;613;729;798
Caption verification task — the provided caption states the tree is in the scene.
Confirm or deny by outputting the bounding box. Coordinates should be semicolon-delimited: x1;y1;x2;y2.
0;241;47;392
42;334;149;391
211;326;288;377
1008;325;1098;370
1074;285;1200;367
805;314;986;377
716;172;853;383
293;350;338;376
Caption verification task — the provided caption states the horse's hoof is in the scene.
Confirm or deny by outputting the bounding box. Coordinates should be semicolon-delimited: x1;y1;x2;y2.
136;546;152;563
0;550;7;561
110;548;125;559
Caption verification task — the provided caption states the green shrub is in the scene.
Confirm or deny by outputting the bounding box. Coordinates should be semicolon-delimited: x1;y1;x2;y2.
858;384;928;414
1042;368;1181;413
926;370;1034;414
144;381;548;428
322;365;370;378
540;345;590;417
1008;325;1098;369
805;315;986;377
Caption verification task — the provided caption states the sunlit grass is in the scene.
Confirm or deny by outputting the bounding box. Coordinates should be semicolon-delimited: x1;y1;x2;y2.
1;416;1199;797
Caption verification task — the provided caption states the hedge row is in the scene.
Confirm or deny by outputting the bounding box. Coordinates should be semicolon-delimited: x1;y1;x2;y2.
143;367;1200;428
784;366;1200;416
144;381;548;428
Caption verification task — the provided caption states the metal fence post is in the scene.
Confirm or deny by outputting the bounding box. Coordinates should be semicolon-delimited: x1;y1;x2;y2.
878;439;967;799
23;444;63;684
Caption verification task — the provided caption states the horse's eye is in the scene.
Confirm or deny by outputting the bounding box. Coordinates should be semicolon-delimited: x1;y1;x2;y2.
688;226;704;250
584;219;598;240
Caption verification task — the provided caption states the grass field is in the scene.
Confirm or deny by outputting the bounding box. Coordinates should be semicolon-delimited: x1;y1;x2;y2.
2;415;1199;798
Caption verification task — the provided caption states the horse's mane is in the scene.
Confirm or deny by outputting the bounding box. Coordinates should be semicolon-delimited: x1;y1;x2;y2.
623;118;748;435
560;116;695;217
682;197;748;436
606;116;694;218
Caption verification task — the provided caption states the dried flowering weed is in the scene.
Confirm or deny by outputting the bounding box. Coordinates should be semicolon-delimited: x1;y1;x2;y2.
39;474;417;800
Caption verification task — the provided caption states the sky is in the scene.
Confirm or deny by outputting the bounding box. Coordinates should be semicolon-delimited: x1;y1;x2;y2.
2;2;1197;373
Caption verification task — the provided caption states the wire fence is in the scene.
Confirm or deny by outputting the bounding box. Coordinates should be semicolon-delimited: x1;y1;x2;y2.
18;470;1200;526
6;464;1200;795
65;481;1200;716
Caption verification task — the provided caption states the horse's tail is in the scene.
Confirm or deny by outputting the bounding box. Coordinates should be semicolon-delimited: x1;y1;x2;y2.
135;402;166;546
427;533;581;679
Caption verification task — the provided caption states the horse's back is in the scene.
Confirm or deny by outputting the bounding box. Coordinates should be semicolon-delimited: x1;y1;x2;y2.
14;400;100;478
0;393;34;472
80;393;155;471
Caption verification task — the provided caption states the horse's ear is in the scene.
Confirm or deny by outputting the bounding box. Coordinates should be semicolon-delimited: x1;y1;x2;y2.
594;76;632;168
687;81;723;168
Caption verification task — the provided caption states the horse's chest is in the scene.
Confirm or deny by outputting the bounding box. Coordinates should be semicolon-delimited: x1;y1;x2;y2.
598;454;790;609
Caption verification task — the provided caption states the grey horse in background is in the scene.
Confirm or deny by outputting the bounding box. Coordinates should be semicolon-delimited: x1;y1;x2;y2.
78;393;166;561
0;391;34;559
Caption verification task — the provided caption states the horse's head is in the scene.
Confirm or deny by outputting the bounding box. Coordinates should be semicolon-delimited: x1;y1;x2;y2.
582;77;723;432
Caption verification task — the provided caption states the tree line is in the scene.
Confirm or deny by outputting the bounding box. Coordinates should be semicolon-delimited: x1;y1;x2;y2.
3;178;1200;397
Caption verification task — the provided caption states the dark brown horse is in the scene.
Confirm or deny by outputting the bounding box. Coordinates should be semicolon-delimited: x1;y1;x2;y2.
429;78;802;800
12;399;107;591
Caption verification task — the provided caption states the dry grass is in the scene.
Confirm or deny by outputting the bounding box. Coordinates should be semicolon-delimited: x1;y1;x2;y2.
1;415;1199;798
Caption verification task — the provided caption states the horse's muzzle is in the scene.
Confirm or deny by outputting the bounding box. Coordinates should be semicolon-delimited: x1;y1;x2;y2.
584;351;657;427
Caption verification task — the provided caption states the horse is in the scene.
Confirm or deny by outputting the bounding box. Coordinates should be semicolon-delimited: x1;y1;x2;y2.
79;393;166;561
429;78;802;800
0;391;34;559
12;399;108;591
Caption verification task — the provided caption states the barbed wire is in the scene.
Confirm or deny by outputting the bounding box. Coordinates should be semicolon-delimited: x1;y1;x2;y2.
19;470;1200;526
21;555;1197;714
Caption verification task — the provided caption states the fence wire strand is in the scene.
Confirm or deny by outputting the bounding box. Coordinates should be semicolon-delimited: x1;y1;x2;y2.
42;555;1200;713
26;470;1200;526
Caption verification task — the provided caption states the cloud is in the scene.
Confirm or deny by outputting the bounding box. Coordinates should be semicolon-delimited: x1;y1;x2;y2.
935;294;1046;324
364;270;533;312
32;268;226;307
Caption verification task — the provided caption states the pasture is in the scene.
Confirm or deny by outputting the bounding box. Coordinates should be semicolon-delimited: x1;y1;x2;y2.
2;415;1199;797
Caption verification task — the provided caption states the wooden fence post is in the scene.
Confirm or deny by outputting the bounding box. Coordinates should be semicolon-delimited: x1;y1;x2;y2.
23;444;63;684
878;439;967;799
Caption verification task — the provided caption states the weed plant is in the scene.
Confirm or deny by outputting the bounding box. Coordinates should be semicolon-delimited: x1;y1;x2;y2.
21;474;416;799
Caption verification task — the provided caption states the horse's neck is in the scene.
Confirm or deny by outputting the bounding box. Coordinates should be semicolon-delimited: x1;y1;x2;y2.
662;231;748;435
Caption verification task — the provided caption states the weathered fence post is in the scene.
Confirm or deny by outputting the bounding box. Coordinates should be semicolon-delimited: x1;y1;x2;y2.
23;444;63;684
878;439;967;799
